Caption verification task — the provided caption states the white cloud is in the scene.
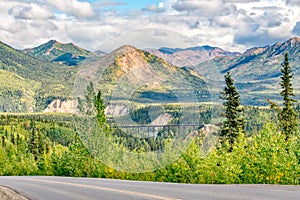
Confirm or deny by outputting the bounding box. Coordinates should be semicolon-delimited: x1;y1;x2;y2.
285;0;300;6
9;4;54;20
214;15;240;28
293;22;300;36
172;0;230;16
224;0;260;3
0;0;299;53
142;4;165;13
46;0;95;19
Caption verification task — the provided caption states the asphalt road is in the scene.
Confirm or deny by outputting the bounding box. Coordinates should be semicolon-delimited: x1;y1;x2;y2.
0;176;300;200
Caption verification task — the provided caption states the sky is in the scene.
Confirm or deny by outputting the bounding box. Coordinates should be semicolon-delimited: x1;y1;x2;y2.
0;0;299;52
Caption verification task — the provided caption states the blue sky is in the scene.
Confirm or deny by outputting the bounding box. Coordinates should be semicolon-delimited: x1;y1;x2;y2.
110;0;162;9
0;0;299;52
86;0;163;11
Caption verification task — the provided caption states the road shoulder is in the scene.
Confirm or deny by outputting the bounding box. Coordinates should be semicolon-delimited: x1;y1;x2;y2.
0;186;29;200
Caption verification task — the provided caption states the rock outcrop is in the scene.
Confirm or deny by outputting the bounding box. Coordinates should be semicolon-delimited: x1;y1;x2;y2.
43;99;77;113
105;105;129;116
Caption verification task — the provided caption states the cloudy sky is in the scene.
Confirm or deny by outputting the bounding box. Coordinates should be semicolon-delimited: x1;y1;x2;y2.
0;0;299;52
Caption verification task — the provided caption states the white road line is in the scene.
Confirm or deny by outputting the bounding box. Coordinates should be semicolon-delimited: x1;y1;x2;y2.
20;178;182;200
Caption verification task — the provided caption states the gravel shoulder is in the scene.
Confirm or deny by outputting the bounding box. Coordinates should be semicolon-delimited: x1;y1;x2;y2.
0;186;29;200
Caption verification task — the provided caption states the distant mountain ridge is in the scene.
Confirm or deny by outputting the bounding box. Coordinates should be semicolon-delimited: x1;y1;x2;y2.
148;45;240;67
23;40;93;66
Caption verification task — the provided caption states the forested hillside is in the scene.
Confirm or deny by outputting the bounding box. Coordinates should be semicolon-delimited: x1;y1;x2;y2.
0;41;76;112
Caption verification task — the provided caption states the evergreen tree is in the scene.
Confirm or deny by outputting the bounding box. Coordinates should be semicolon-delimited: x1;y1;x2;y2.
1;136;5;147
77;97;84;113
220;72;245;148
16;134;20;147
279;53;298;139
94;90;106;127
85;82;96;115
10;133;15;145
28;128;39;160
296;103;300;113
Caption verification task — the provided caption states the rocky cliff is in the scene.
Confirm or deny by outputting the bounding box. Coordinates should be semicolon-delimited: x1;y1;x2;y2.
43;99;77;113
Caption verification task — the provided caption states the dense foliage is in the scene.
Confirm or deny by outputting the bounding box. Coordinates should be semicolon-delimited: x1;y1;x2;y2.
0;106;299;185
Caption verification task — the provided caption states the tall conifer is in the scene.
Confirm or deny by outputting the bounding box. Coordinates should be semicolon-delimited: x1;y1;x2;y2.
85;82;96;115
279;53;298;139
220;72;245;147
94;90;106;127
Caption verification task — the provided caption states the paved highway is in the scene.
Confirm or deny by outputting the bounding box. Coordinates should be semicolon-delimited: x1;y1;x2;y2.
0;176;299;200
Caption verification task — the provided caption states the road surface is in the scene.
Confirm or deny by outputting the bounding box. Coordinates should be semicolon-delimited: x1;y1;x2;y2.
0;176;299;200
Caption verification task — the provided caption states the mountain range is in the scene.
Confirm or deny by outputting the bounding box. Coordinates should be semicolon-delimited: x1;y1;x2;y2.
0;37;299;112
196;37;300;105
147;46;240;67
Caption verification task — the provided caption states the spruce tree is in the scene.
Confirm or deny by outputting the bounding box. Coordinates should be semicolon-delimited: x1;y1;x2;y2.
220;72;245;147
278;53;298;139
1;136;5;147
28;128;39;160
77;97;84;113
85;82;96;115
94;90;106;127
